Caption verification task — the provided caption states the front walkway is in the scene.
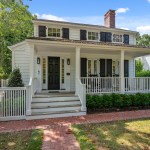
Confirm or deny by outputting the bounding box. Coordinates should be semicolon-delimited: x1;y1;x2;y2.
0;110;150;150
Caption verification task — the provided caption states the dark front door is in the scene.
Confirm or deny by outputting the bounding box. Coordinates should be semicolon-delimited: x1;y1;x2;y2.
48;57;60;90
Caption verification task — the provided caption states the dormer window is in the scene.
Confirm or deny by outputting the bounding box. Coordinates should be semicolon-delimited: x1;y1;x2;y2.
113;34;123;42
48;28;61;37
88;32;99;41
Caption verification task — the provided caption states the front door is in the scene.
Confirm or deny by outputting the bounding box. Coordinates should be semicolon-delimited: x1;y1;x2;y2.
48;57;60;90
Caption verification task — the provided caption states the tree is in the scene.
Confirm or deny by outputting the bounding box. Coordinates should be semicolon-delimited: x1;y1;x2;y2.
8;68;24;87
136;59;144;73
0;0;35;75
137;34;150;46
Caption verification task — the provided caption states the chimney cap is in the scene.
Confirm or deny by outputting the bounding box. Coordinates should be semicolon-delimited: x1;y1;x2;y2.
104;9;116;16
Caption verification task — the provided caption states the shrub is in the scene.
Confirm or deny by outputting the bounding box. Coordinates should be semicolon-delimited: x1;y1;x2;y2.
136;70;150;77
8;68;24;87
86;93;150;112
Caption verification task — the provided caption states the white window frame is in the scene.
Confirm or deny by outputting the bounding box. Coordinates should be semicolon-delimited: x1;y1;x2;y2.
47;27;61;38
87;31;99;41
112;33;123;43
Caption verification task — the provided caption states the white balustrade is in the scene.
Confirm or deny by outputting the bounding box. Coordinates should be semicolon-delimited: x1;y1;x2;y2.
125;77;150;93
81;77;121;94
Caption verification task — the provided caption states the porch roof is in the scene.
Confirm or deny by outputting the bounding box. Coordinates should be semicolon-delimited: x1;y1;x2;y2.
27;37;150;49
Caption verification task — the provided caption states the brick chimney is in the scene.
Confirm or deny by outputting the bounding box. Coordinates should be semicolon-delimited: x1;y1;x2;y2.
104;10;116;28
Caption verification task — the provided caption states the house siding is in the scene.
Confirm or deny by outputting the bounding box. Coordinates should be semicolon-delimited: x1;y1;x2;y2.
12;44;30;85
129;59;135;77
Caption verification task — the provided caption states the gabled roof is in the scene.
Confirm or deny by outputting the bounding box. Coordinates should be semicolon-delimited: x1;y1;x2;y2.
32;19;138;34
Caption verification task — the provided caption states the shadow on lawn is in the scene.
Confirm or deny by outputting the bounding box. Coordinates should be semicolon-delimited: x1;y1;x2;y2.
79;119;150;150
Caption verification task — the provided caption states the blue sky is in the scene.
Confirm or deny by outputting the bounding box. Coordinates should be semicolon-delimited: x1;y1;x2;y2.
24;0;150;35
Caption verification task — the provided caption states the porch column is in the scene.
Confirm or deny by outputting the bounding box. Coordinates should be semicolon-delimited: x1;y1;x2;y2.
75;47;80;95
120;50;125;93
26;44;35;116
29;44;35;79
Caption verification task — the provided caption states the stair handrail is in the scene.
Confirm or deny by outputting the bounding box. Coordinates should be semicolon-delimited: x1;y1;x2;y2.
76;78;87;112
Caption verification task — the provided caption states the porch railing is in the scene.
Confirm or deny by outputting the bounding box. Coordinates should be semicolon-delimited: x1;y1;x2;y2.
81;77;150;94
81;77;121;94
0;87;26;121
125;77;150;93
76;78;86;111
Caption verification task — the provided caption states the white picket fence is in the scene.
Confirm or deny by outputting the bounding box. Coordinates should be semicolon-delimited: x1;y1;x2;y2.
0;79;8;87
0;87;27;121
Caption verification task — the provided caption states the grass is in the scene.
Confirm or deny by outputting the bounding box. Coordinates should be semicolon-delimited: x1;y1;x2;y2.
0;129;43;150
72;119;150;150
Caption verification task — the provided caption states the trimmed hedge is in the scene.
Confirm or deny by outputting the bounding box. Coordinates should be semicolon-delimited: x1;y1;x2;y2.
136;70;150;77
87;93;150;111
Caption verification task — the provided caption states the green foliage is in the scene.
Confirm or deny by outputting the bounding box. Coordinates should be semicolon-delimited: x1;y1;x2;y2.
136;59;144;73
0;0;35;75
136;70;150;77
87;93;150;111
137;34;150;46
8;68;24;87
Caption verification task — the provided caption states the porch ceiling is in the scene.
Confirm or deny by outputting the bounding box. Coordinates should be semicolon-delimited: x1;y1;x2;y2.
31;39;150;58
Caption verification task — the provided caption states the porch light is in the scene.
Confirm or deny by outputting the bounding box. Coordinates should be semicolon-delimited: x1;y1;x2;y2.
37;57;40;64
67;58;70;65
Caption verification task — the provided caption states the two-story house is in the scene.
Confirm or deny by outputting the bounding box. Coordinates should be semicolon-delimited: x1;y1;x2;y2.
8;10;150;119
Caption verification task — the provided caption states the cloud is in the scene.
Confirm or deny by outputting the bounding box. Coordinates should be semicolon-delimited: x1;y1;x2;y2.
116;8;129;14
120;27;129;30
136;26;150;34
147;0;150;3
34;13;66;21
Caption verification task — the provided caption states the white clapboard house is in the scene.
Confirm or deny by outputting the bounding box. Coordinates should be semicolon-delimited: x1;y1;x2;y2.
7;10;150;120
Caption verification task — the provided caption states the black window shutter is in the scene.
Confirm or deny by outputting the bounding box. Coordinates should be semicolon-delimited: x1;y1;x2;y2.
62;28;69;39
80;58;87;77
100;59;105;77
124;34;129;44
107;59;112;77
80;30;87;40
100;32;106;42
124;60;129;77
39;26;46;37
106;32;112;42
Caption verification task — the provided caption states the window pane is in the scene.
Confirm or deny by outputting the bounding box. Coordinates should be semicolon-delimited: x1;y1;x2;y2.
43;58;46;84
94;60;97;74
88;60;91;74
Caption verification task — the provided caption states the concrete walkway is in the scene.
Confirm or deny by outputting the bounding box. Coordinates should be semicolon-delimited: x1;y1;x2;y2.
0;110;150;150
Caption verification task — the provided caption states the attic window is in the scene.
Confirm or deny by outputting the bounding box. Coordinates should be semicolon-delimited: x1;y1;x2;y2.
113;34;123;42
48;28;60;37
88;32;99;40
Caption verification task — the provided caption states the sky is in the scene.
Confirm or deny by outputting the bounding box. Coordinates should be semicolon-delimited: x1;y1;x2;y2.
24;0;150;35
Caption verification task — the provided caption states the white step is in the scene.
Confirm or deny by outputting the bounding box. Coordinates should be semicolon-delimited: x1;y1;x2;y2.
26;111;86;120
32;96;79;103
32;106;81;113
31;101;81;109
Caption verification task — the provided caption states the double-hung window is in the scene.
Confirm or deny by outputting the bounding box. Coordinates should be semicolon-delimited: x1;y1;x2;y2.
113;34;123;42
48;28;61;37
88;32;99;40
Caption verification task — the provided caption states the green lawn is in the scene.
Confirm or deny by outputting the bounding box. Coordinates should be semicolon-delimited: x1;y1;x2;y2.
0;129;43;150
72;119;150;150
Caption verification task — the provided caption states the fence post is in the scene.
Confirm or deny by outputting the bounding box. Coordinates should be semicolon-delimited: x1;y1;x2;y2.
26;85;31;115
